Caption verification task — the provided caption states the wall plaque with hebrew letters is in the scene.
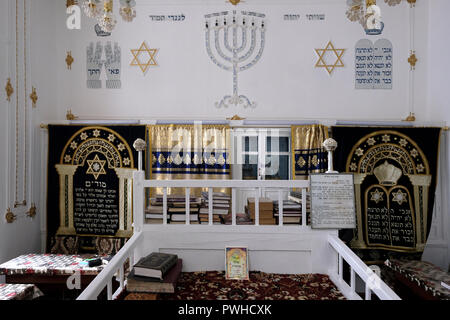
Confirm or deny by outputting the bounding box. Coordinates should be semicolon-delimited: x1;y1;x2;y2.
310;173;356;229
355;39;392;89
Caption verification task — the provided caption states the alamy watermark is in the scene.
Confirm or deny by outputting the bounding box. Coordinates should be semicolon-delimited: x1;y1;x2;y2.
67;5;81;30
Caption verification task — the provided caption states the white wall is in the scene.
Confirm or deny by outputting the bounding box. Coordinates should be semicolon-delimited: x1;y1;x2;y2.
421;0;450;271
53;0;428;121
0;0;58;264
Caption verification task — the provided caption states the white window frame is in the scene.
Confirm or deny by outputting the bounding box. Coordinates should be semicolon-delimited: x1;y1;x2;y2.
230;128;292;181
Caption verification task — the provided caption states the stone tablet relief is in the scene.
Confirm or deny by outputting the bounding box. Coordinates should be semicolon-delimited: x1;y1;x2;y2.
355;38;392;90
310;173;356;229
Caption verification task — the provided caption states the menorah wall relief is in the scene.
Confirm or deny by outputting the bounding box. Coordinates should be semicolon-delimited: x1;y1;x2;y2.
205;11;266;109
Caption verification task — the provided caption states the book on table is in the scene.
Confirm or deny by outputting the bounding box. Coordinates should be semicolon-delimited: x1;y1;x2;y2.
133;252;178;279
127;259;183;294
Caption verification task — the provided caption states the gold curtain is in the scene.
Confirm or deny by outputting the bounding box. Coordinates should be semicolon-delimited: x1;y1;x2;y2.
147;124;231;197
291;124;329;180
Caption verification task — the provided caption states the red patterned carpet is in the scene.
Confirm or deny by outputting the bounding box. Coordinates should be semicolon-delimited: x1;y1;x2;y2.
126;271;345;300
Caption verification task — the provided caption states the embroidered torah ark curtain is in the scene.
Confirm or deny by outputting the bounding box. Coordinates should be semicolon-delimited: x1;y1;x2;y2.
47;125;146;253
332;126;441;256
291;125;329;180
147;124;231;197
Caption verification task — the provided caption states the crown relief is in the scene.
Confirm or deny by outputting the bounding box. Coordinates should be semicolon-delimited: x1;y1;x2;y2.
374;161;402;186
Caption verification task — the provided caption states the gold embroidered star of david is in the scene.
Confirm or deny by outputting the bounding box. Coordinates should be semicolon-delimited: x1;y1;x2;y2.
86;154;107;180
130;41;158;74
370;189;384;204
315;41;345;75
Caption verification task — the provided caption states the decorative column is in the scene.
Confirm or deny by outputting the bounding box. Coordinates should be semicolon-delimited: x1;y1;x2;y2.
323;138;338;173
407;174;432;251
55;164;78;235
350;173;367;248
405;0;417;121
114;167;136;237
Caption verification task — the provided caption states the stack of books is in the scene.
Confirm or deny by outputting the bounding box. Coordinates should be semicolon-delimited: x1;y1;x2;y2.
287;191;311;225
145;195;202;224
145;204;164;224
198;191;231;225
273;200;303;224
221;212;253;225
127;252;182;294
246;198;275;225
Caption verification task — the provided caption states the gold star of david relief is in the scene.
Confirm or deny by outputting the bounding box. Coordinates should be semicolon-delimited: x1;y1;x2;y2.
315;41;345;75
86;154;107;180
130;42;158;74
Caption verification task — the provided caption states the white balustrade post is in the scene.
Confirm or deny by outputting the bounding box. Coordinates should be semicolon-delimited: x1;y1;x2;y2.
278;190;283;226
133;138;147;172
132;170;145;232
133;139;147;231
232;188;237;226
208;188;213;226
350;268;356;295
185;187;190;225
365;284;372;300
163;188;168;225
255;189;260;226
302;187;307;226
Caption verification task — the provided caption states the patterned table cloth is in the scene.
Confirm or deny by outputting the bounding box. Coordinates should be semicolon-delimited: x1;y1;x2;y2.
385;258;450;300
0;284;43;300
0;254;105;276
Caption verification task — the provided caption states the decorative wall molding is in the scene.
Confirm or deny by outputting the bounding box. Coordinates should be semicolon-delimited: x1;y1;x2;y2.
66;51;74;70
5;78;14;101
5;208;17;223
29;86;37;108
9;0;33;214
407;1;416;121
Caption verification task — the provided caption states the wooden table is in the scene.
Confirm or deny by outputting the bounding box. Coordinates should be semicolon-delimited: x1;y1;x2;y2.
0;254;106;299
0;283;43;300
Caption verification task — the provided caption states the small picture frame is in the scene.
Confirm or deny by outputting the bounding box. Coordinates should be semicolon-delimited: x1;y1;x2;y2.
225;247;249;280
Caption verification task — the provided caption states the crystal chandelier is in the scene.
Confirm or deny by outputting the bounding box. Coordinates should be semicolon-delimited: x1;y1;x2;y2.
98;0;117;33
81;0;102;18
119;0;136;22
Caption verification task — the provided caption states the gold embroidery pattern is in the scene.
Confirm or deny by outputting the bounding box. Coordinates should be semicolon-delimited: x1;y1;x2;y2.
147;125;231;197
60;127;134;168
346;131;429;175
346;130;432;253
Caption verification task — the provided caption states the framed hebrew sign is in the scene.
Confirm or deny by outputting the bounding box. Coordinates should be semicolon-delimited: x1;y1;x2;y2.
225;247;249;281
47;125;146;252
310;173;356;229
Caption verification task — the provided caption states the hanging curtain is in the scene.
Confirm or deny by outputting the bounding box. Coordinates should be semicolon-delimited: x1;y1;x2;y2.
331;126;441;260
291;124;329;180
147;124;231;196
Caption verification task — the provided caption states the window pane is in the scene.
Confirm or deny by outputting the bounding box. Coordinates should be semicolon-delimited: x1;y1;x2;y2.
266;136;289;152
243;155;258;180
243;136;258;152
265;155;289;180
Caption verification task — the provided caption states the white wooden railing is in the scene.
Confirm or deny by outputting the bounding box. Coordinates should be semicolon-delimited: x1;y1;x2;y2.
76;167;401;300
133;171;310;230
76;231;143;300
327;234;401;300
